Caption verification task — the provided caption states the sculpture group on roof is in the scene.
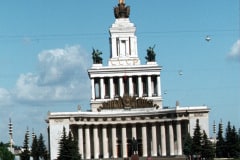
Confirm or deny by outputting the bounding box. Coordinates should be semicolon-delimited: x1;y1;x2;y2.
92;48;103;64
145;45;156;62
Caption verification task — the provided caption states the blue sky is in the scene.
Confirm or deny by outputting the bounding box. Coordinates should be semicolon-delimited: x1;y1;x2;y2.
0;0;239;146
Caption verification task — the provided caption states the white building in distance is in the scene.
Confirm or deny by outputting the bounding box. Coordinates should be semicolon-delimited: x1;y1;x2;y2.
47;1;210;160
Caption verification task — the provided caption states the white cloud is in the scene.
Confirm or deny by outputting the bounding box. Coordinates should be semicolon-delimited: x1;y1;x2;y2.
14;45;91;104
228;40;240;62
0;45;92;144
0;88;12;106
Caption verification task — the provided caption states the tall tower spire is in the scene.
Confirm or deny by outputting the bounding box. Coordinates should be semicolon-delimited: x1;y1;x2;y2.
119;0;125;4
109;1;139;66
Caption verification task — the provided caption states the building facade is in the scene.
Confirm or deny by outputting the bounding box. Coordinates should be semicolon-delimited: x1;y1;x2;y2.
47;1;210;160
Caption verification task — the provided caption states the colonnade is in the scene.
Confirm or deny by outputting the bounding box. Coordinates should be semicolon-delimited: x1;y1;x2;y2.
77;120;185;159
91;75;161;100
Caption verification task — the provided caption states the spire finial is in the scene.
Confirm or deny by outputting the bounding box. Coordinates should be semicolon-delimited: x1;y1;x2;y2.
114;0;130;18
119;0;125;4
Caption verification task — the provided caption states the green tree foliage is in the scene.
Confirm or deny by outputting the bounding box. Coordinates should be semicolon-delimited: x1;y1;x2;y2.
225;122;240;158
20;132;30;160
183;133;193;158
216;122;225;157
31;135;39;160
183;119;215;160
0;142;15;160
201;130;215;159
57;127;81;160
38;133;48;160
67;132;81;160
31;133;48;160
192;119;202;156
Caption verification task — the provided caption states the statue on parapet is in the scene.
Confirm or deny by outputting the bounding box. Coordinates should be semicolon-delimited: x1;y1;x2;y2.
145;45;156;62
92;48;102;64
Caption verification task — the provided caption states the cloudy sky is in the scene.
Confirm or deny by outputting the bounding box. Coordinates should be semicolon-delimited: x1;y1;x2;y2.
0;0;239;146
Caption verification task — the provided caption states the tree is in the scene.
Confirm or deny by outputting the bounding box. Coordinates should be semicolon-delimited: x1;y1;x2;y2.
192;119;202;157
57;127;81;160
20;132;30;160
0;142;15;160
183;133;193;159
67;132;81;160
58;127;69;160
201;130;215;160
225;122;240;158
31;133;48;160
38;133;48;160
31;135;39;160
216;122;225;157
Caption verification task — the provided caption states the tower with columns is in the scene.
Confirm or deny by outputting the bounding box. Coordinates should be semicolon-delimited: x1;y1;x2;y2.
47;1;210;160
88;0;162;112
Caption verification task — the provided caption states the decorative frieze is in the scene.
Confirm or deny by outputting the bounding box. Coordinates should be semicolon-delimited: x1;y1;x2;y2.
99;95;157;111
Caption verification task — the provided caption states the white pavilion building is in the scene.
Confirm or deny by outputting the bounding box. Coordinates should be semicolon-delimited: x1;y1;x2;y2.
47;1;210;159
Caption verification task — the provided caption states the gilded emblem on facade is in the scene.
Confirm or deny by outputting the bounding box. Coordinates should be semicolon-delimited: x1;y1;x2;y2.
99;95;156;111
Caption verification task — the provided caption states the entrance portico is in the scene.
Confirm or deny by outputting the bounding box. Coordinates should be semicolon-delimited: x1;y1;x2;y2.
69;109;191;159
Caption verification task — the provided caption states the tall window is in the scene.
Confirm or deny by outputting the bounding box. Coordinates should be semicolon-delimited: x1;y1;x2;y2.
123;76;129;95
133;76;138;97
94;78;100;99
113;77;119;97
120;40;127;57
152;76;157;96
104;78;110;98
142;76;148;97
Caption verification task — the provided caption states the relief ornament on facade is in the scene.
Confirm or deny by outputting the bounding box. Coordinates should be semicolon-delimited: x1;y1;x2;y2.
98;94;159;111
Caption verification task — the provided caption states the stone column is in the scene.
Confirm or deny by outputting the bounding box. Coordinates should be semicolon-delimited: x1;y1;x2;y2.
119;77;124;97
132;124;137;139
169;122;174;156
110;77;114;99
138;76;143;97
148;76;152;97
122;124;127;158
160;123;166;156
157;75;161;96
176;121;183;155
187;121;190;133
78;126;84;158
102;125;109;158
129;76;133;96
93;125;99;159
91;78;95;100
142;124;148;157
151;123;157;157
100;78;105;99
85;126;91;159
111;125;117;158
